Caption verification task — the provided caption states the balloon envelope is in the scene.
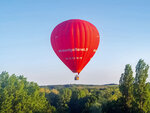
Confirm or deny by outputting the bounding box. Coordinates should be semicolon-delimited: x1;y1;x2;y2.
51;19;100;74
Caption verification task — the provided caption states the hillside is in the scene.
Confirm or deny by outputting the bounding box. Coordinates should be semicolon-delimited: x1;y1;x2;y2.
40;83;118;89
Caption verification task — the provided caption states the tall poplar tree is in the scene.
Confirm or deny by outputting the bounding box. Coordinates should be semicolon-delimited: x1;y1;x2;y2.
133;59;150;113
119;64;134;111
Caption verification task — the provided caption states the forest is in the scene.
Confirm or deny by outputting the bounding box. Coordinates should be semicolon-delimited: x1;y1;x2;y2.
0;59;149;113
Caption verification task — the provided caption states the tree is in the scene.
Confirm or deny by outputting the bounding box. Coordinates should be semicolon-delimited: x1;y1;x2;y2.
83;93;100;113
68;88;89;113
56;88;72;113
0;72;56;113
119;64;134;112
133;59;150;113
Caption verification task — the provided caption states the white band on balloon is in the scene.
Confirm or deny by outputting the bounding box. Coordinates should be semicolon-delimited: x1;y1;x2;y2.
59;48;88;52
65;57;82;60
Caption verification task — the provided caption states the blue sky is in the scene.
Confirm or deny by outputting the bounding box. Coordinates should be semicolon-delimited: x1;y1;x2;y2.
0;0;150;85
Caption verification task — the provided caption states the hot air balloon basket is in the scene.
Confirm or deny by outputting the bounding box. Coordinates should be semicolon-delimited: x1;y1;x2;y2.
75;75;79;80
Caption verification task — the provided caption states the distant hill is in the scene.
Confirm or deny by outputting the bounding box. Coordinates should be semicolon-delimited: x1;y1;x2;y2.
40;83;118;90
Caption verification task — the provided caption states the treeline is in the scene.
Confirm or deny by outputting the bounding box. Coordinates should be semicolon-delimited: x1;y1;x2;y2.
45;85;120;113
41;84;117;90
0;59;149;113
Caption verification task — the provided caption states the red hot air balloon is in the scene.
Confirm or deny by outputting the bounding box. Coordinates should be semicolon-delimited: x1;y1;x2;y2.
51;19;100;80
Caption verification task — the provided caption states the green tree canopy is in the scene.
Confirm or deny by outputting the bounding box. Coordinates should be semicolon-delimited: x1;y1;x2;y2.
0;72;55;113
133;59;150;113
119;64;134;110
